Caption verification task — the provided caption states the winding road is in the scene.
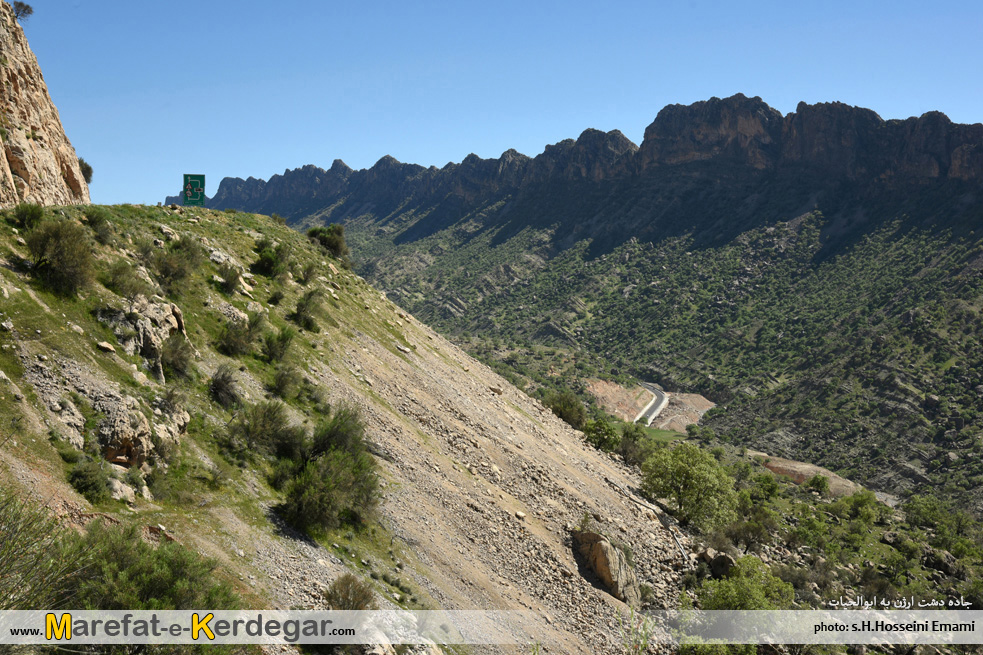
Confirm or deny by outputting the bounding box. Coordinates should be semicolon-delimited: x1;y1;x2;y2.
633;382;668;427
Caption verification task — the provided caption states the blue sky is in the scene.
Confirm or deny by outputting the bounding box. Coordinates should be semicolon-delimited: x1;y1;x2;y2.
27;0;983;205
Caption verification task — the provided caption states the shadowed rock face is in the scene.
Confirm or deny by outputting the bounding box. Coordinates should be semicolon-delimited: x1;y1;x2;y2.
573;530;641;607
193;94;982;233
0;2;89;207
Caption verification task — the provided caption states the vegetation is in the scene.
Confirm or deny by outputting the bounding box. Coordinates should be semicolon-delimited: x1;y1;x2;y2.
12;2;32;22
307;224;350;267
641;442;735;531
13;201;43;229
26;218;94;295
323;572;377;610
68;459;112;504
209;363;241;409
78;156;93;184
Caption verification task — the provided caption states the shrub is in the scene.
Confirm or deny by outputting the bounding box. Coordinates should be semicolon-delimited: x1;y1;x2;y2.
77;156;93;184
806;474;830;495
292;289;322;331
271;212;286;225
161;334;195;379
74;521;240;610
228;401;305;460
104;259;151;299
262;326;295;362
13;202;43;229
271;364;301;400
69;459;111;504
144;237;206;297
324;573;377;610
268;288;285;305
217;262;240;295
309;404;366;459
0;486;85;610
307;224;351;267
25;218;94;295
544;390;587;430
281;449;378;531
209;364;241;409
218;313;264;356
641;442;736;531
85;206;114;244
253;237;291;278
298;261;317;285
583;418;620;451
696;556;794;610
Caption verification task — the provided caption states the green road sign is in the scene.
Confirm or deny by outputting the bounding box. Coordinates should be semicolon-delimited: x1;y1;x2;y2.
183;174;205;206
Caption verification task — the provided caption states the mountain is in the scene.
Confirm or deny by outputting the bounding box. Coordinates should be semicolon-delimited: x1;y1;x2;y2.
191;95;983;511
0;1;89;206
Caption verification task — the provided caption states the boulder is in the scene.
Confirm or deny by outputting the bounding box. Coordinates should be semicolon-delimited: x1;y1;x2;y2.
99;402;154;467
572;530;640;606
709;552;736;579
108;478;136;503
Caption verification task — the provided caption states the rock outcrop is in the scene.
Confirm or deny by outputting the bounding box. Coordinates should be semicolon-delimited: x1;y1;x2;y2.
572;530;641;607
0;2;89;206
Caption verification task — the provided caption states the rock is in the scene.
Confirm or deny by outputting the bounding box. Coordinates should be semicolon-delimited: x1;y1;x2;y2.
0;320;11;332
96;341;116;353
515;511;526;520
159;224;179;241
922;549;959;577
572;530;641;606
0;0;90;207
709;552;737;579
108;478;136;503
490;386;503;395
209;250;229;265
99;403;154;467
69;323;84;335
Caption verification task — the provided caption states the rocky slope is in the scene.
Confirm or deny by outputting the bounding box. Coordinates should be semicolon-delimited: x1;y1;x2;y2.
0;1;89;207
0;204;688;653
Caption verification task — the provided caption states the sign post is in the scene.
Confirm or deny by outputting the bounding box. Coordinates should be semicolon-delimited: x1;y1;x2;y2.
183;174;205;206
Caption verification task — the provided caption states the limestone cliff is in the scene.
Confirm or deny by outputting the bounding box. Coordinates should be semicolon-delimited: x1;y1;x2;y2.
0;1;89;206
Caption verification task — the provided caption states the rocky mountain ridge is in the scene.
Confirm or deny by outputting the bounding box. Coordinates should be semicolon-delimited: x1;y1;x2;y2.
0;1;89;207
181;94;981;231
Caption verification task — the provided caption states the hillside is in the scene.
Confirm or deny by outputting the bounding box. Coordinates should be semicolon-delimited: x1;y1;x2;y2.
0;203;700;652
192;95;983;512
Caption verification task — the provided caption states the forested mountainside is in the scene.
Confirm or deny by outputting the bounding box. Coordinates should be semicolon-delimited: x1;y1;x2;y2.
192;95;983;512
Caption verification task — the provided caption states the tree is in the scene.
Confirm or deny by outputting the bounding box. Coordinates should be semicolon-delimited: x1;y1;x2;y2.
12;2;32;21
78;157;93;184
697;556;794;610
641;442;736;531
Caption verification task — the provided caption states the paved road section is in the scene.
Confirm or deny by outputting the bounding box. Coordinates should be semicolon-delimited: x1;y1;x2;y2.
633;382;668;426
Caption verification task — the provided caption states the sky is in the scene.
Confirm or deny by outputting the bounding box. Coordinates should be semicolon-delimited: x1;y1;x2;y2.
26;0;983;205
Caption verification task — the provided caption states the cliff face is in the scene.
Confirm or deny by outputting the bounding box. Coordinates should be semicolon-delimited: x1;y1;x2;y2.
191;95;982;231
0;1;89;206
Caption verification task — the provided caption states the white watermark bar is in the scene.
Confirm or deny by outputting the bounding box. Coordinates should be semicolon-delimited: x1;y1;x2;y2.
660;610;983;645
0;610;537;645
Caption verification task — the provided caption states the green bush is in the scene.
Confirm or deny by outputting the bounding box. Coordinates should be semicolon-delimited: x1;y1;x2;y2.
13;202;43;229
641;442;736;531
309;403;367;459
696;556;793;610
217;262;240;295
227;401;305;460
0;486;85;610
161;333;195;379
298;261;317;285
292;289;322;332
262;326;295;362
307;224;350;267
69;459;111;504
544;390;587;430
25;218;94;295
76;157;93;183
85;206;115;244
276;404;379;533
281;448;377;531
209;364;241;409
583;418;620;451
144;237;206;297
323;573;377;610
104;259;152;299
271;364;301;400
218;312;264;357
253;237;291;278
74;521;240;610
